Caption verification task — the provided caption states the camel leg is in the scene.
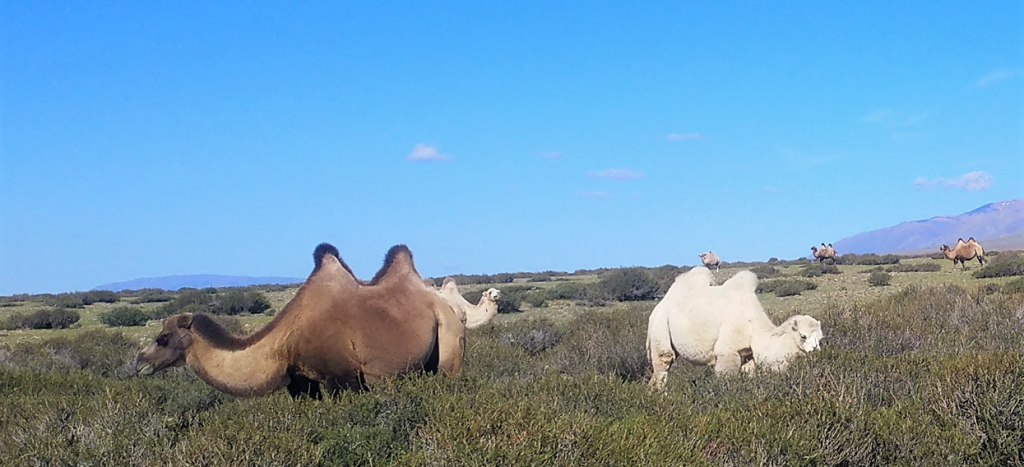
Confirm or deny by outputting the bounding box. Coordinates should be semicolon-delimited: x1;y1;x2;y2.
433;304;466;377
286;372;323;400
648;341;675;390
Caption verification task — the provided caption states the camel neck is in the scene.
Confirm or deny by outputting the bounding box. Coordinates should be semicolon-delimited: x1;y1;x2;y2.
186;334;289;397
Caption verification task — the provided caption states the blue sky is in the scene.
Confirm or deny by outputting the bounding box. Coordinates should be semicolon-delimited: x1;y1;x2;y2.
1;2;1021;295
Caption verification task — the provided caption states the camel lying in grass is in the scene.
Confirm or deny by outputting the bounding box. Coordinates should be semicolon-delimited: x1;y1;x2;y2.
811;243;836;263
436;277;502;329
132;243;465;398
940;237;986;269
699;252;721;272
646;267;823;389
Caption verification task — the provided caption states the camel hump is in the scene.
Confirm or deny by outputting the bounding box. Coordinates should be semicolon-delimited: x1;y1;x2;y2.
313;243;340;269
722;270;758;293
441;277;458;288
968;237;977;243
369;244;420;284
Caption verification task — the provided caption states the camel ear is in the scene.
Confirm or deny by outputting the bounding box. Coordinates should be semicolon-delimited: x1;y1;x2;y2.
176;333;193;350
791;321;799;332
176;313;194;330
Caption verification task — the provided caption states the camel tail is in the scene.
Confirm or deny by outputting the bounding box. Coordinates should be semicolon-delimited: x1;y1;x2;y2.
313;243;341;269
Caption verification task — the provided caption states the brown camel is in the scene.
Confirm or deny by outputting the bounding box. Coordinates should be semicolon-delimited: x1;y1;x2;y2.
940;237;986;269
810;243;836;264
132;243;465;398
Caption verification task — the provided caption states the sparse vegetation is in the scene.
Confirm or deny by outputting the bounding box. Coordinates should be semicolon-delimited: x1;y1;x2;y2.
3;255;1024;464
972;252;1024;279
595;267;660;302
98;306;149;327
799;263;841;277
1;307;81;330
868;270;892;286
886;262;942;273
756;278;817;297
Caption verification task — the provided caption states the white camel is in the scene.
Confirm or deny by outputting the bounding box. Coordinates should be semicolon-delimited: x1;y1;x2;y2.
646;267;823;389
437;277;502;329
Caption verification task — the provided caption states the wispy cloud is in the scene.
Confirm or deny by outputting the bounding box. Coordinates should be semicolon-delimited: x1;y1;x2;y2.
405;143;449;162
667;132;701;141
578;191;615;198
587;168;643;180
974;68;1017;88
913;171;993;191
537;151;561;159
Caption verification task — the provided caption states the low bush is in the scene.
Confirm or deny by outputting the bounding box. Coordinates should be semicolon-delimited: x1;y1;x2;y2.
886;262;942;273
41;293;85;308
838;253;901;265
210;290;272;315
756;278;817;297
500;321;564;355
528;275;551;283
749;265;782;278
799;263;840;277
0;307;81;330
98;306;149;327
868;271;892;286
1001;277;1024;294
595;268;659;302
972;252;1024;279
127;288;176;304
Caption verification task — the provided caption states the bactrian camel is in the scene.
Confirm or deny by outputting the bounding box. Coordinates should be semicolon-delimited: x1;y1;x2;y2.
437;277;501;329
940;237;986;269
698;251;721;272
132;243;466;398
810;243;836;263
646;267;823;389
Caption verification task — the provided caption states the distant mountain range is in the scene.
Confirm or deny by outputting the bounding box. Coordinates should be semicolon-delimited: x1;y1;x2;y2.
832;199;1024;255
93;274;304;292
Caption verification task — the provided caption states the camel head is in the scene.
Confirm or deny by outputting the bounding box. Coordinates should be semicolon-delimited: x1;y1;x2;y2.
787;315;823;353
133;313;195;376
810;246;818;253
940;244;950;253
481;288;502;302
698;252;710;261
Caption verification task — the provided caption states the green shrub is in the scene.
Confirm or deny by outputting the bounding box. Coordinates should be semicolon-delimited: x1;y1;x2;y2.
0;307;81;330
500;321;564;355
1001;277;1024;294
491;273;516;283
868;271;892;286
528;275;551;283
127;288;175;304
887;263;942;273
756;278;817;297
155;288;213;317
838;253;901;265
749;265;782;278
98;306;149;327
82;290;119;305
595;268;659;302
210;290;272;315
972;253;1024;279
41;293;85;308
799;263;840;277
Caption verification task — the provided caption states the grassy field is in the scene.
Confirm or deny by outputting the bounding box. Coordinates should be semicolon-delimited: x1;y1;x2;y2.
1;254;1023;465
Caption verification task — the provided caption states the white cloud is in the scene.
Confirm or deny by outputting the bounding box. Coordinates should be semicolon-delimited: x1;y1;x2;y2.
667;132;701;141
975;69;1017;88
537;151;561;159
578;191;614;198
405;143;449;162
587;168;643;180
913;171;993;191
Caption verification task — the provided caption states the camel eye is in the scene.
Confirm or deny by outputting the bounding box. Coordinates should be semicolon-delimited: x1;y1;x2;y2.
800;335;807;342
156;335;169;346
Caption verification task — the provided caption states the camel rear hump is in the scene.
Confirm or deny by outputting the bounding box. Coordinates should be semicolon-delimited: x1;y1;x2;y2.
368;244;421;285
721;270;758;294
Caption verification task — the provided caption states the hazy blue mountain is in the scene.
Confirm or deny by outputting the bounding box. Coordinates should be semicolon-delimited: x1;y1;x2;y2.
832;199;1024;255
93;275;304;292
